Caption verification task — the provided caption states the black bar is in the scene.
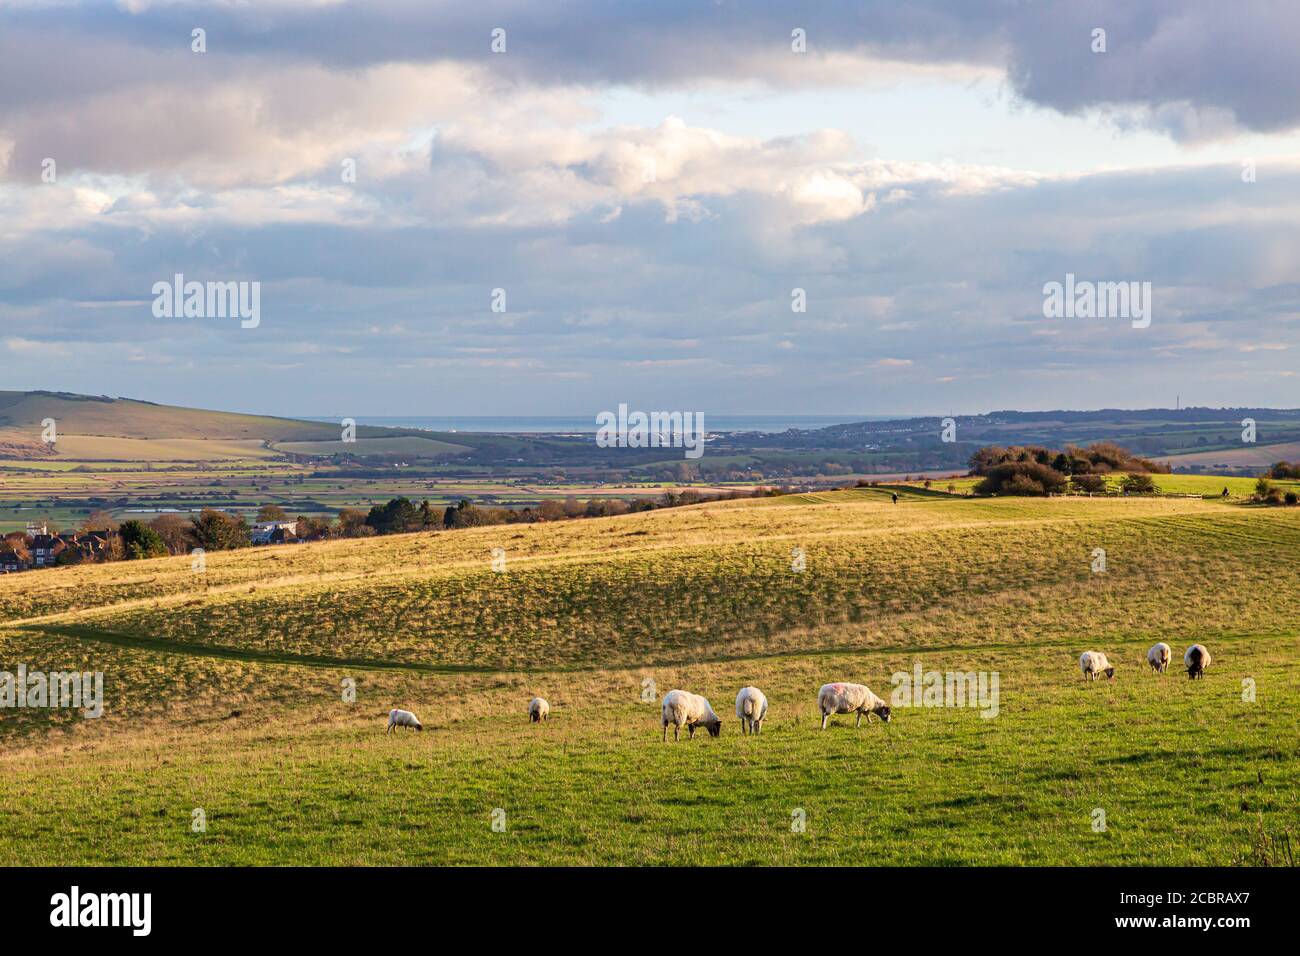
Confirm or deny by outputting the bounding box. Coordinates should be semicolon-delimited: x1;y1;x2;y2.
4;867;1280;940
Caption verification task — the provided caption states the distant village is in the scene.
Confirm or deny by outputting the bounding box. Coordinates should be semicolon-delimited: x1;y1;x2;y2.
1;520;304;572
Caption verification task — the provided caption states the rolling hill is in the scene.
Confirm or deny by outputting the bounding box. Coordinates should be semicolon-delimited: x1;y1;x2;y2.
0;391;475;461
1;489;1297;865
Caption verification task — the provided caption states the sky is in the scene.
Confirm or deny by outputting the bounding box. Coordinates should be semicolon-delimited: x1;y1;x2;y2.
1;0;1298;418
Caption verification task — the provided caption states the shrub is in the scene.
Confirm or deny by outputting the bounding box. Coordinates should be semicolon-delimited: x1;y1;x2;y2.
1004;474;1047;496
1119;473;1156;495
1286;492;1298;506
1071;474;1107;494
973;462;1068;496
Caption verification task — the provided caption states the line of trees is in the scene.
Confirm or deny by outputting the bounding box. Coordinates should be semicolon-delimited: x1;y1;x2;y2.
21;487;797;563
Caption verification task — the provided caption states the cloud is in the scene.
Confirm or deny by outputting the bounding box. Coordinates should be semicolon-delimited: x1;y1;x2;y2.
4;0;1300;193
3;2;1300;414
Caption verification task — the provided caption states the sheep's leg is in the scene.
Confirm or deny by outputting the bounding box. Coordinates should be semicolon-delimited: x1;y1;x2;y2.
688;725;696;739
662;722;668;742
754;720;762;735
855;711;862;728
386;723;393;735
674;724;680;741
820;712;828;730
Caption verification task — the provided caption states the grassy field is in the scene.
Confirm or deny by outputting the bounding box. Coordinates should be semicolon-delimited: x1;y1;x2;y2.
1;490;1297;865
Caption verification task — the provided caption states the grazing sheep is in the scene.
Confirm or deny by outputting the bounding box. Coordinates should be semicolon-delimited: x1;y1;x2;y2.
661;690;722;741
387;708;423;734
528;697;550;722
817;682;891;730
735;686;768;735
1185;643;1212;680
1147;642;1172;674
1079;651;1115;681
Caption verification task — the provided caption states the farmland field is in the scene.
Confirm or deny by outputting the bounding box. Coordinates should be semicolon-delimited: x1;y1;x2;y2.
1158;440;1300;471
1;489;1297;865
0;459;756;533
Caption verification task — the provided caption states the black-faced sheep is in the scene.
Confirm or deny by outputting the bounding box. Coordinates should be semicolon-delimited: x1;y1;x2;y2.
1184;644;1212;680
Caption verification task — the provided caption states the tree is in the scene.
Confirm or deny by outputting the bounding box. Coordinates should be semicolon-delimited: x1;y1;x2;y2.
419;500;439;529
443;499;488;529
365;497;423;535
191;509;251;550
150;514;194;555
336;509;371;537
81;509;119;532
119;520;168;560
3;533;31;564
294;515;332;540
256;504;288;522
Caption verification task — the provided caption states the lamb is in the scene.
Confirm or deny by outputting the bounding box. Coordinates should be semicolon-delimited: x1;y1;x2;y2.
386;708;422;734
661;690;722;741
1079;651;1115;681
1184;643;1212;680
528;697;550;722
817;682;890;730
1147;642;1172;674
735;686;768;735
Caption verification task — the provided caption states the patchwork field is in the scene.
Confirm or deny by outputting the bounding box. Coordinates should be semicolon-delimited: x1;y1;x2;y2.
1;490;1297;865
1158;441;1300;471
0;460;755;533
30;435;282;461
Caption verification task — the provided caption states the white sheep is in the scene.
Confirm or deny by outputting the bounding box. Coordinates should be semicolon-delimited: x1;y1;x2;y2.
661;690;722;741
1147;642;1172;674
816;682;890;730
1079;651;1115;681
386;708;423;734
1184;643;1212;680
528;697;550;722
735;686;768;735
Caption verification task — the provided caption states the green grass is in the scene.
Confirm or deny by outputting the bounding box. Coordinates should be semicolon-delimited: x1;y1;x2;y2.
2;488;1298;865
1;636;1293;865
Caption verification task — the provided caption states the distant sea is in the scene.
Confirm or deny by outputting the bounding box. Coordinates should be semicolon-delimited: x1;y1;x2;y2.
302;415;887;434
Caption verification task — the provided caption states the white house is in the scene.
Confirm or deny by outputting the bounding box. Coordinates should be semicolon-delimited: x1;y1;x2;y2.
251;521;297;545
